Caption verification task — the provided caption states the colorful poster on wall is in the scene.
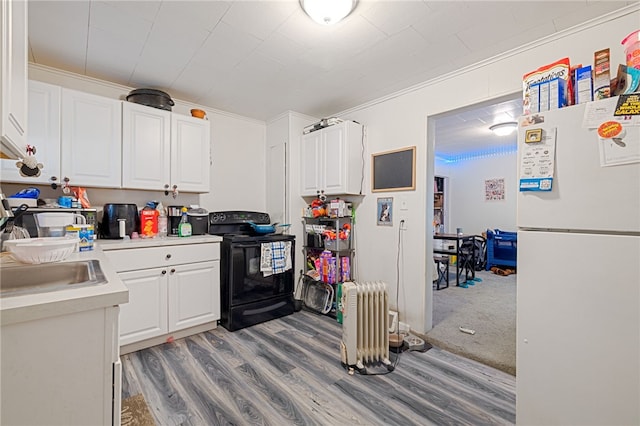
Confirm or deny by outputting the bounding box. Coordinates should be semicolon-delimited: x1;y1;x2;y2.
485;178;505;201
519;127;557;191
376;197;393;226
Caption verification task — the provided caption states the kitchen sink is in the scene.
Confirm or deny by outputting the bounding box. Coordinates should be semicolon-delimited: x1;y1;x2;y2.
0;259;107;297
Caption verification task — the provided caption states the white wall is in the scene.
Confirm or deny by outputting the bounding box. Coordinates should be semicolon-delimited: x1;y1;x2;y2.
327;7;638;337
25;64;266;214
435;152;518;237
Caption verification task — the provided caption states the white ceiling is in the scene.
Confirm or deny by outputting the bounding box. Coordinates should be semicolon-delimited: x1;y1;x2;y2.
434;94;522;162
27;0;634;156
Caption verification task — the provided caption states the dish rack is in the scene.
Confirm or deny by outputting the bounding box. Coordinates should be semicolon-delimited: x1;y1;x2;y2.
303;280;334;314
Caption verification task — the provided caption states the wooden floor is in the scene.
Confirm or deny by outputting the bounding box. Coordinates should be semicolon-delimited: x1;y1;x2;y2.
122;310;516;425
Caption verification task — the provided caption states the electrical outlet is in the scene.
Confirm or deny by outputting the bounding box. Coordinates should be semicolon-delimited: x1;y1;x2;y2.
400;220;408;231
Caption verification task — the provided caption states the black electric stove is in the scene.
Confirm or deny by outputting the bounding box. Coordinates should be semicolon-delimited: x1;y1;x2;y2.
209;211;295;331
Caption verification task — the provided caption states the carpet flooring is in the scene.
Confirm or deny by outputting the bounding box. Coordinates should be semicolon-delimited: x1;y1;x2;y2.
427;270;516;376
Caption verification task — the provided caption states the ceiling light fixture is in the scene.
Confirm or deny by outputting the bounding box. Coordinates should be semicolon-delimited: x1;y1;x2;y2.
489;122;518;136
300;0;357;25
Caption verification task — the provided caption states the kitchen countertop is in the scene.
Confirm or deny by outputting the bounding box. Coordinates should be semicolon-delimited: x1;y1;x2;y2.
0;246;128;326
98;234;222;250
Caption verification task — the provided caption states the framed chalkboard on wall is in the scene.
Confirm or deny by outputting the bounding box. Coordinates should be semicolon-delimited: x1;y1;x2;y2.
371;146;416;192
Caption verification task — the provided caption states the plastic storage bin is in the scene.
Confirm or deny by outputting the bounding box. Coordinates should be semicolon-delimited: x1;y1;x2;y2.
485;229;517;270
324;238;350;251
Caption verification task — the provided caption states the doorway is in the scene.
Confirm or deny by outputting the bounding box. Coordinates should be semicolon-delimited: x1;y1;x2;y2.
426;92;520;375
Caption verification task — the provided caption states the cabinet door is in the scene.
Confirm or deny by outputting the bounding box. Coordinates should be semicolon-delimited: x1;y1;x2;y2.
168;260;220;332
122;102;171;190
1;81;61;183
301;130;322;196
61;88;121;188
170;114;210;193
0;0;28;158
118;267;169;346
322;124;347;194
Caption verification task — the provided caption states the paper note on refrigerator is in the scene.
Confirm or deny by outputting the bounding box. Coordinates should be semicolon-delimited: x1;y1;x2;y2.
597;123;640;167
583;96;640;128
519;127;556;191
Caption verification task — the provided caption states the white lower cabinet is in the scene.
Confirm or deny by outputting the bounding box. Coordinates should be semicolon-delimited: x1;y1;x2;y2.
105;242;220;348
1;306;120;425
118;267;169;345
169;261;220;331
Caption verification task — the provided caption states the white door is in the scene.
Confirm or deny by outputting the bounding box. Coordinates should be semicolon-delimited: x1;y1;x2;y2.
517;230;640;425
61;88;121;188
122;102;171;190
323;124;346;194
301;130;322;196
266;140;286;224
1;80;60;183
170;114;210;193
168;261;219;332
118;267;169;345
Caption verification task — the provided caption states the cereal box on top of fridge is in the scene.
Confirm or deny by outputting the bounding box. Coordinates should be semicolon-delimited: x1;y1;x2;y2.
523;58;571;115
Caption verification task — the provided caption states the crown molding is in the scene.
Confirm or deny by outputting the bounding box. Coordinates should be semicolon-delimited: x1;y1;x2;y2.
336;4;640;117
27;63;265;126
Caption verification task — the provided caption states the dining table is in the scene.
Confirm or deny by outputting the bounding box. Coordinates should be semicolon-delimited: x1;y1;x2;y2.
433;233;477;287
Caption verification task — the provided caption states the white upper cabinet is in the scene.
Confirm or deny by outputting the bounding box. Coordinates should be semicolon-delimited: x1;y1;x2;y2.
301;120;364;196
1;81;61;184
301;130;322;196
0;0;28;158
170;113;210;193
121;102;210;193
61;88;122;188
122;102;171;190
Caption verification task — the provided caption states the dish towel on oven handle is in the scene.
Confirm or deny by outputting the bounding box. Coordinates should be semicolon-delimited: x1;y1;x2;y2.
260;241;292;276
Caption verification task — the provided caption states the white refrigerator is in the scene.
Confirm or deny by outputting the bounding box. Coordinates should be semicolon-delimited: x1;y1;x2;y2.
516;99;640;425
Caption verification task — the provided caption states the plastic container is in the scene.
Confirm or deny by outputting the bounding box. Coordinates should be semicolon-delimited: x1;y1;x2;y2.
65;224;94;251
34;213;86;237
324;238;349;251
622;30;640;70
4;237;79;264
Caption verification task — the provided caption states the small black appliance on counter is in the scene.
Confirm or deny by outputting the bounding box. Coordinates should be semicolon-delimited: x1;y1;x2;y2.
100;203;139;239
167;205;184;236
187;207;209;235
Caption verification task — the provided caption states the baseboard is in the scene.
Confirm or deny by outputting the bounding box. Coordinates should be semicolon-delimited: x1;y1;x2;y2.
120;321;218;355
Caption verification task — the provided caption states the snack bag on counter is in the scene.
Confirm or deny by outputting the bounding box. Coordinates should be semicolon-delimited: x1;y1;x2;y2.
70;187;91;208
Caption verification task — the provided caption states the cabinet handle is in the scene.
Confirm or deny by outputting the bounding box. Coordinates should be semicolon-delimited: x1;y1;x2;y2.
170;268;176;274
166;254;172;259
161;270;167;275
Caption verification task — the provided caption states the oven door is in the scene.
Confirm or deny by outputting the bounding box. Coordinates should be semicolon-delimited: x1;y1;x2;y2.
228;240;294;306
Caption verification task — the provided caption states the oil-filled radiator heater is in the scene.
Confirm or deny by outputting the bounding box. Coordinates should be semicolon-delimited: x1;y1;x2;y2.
340;281;391;371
